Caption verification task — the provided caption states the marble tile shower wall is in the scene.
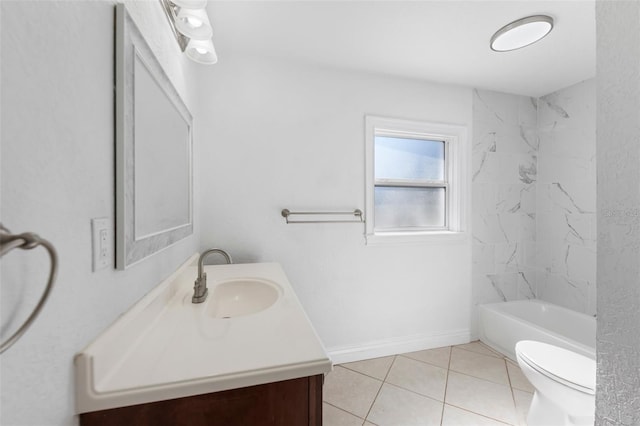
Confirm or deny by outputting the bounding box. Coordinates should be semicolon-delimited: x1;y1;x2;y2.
537;80;596;315
472;89;538;309
471;80;596;316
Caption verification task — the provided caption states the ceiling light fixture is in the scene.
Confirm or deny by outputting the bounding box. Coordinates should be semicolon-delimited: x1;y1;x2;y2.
490;15;554;52
160;0;218;65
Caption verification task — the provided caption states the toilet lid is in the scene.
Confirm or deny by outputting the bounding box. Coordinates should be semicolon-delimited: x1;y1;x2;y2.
516;340;596;394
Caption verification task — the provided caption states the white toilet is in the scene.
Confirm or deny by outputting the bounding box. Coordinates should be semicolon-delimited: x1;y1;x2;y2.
515;340;596;426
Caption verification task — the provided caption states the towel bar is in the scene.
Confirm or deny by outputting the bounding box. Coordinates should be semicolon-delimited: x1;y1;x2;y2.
281;209;364;224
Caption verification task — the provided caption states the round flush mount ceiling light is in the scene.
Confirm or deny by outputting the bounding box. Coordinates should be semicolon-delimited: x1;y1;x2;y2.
490;15;554;52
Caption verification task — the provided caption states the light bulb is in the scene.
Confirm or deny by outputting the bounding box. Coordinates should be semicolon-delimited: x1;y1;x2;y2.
175;8;212;40
185;16;203;28
186;38;218;65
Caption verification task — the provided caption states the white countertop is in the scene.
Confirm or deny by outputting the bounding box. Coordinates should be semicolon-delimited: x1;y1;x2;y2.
75;255;332;413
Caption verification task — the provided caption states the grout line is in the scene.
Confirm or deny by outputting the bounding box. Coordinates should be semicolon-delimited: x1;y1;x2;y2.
454;344;504;359
447;368;513;388
381;355;395;382
362;355;396;423
476;340;506;357
444;402;515;426
439;346;453;426
381;381;447;404
323;401;367;422
398;352;451;371
339;363;391;383
505;358;521;425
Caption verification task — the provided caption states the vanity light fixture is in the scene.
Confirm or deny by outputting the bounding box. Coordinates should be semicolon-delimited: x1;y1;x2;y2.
160;0;218;65
171;0;207;8
185;38;218;64
175;7;213;40
490;15;554;52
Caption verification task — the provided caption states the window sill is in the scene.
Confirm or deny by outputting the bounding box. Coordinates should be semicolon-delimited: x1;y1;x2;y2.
365;230;468;246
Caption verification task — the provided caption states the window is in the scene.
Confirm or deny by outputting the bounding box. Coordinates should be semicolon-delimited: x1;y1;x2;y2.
365;116;468;244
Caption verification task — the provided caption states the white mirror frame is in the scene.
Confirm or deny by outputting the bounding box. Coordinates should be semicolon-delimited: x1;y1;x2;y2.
115;5;193;270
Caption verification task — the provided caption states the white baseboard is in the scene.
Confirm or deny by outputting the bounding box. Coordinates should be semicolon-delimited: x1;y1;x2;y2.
326;329;471;365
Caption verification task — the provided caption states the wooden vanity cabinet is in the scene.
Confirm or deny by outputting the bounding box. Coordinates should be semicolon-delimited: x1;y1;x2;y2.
80;375;323;426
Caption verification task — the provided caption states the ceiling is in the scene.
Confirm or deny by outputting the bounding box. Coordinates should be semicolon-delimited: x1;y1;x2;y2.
207;1;595;98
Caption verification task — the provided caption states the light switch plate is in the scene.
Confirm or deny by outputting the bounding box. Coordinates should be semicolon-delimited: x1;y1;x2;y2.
91;218;111;271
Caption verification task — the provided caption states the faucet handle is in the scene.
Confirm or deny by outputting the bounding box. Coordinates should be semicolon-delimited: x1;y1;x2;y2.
192;272;208;303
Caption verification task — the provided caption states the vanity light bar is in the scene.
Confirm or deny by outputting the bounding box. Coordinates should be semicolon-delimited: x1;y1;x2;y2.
159;0;218;64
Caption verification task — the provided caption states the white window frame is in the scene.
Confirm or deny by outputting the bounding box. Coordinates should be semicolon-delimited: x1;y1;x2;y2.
365;116;468;245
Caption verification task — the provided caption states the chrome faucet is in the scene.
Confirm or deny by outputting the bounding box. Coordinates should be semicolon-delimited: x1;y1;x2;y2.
192;248;233;304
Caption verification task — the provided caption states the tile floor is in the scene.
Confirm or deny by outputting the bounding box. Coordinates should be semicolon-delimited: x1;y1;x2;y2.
323;341;535;426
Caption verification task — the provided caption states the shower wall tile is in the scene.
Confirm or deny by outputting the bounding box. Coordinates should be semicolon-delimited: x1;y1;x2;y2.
486;273;519;302
536;79;596;316
519;213;536;242
495;184;536;214
536;272;589;314
550;127;596;160
473;152;525;184
517;96;538;127
472;89;537;314
537;156;595;184
472;244;494;274
521;242;537;269
472;183;497;215
538;81;594;132
517;270;536;300
473;90;519;125
472;80;596;321
473;273;507;305
495;126;538;154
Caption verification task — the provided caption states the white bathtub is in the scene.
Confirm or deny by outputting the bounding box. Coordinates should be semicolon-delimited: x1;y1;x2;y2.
478;299;596;361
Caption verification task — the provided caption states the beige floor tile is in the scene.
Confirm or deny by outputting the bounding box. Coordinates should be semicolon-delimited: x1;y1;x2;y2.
323;403;365;426
512;388;534;426
367;383;443;426
445;371;517;425
401;346;451;369
441;404;511;425
341;356;395;380
455;341;504;358
506;360;535;393
324;366;382;418
385;355;448;401
449;347;510;385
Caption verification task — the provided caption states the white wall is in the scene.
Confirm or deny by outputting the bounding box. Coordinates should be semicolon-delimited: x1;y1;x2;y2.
196;54;473;361
0;2;201;425
596;1;640;424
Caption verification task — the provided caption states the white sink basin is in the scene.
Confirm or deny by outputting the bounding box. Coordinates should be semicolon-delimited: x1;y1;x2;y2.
207;278;282;319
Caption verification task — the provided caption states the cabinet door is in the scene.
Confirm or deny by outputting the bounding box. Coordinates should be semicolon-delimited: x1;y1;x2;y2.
80;375;323;426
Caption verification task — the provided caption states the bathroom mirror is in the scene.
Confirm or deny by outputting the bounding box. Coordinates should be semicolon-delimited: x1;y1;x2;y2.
115;5;193;270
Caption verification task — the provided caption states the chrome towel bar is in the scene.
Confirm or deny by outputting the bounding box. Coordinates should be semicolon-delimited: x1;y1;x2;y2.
0;224;58;354
281;209;364;224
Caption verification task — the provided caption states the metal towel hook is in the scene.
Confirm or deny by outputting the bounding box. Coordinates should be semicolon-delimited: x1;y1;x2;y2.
0;223;58;354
